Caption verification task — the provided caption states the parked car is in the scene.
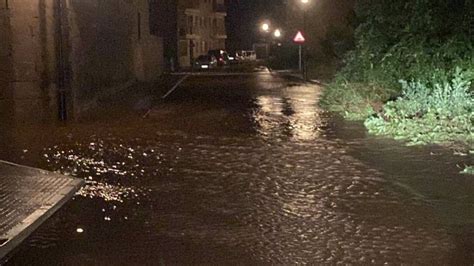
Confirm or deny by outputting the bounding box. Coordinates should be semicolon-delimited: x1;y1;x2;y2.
238;50;257;61
228;52;243;64
194;55;217;70
208;49;229;66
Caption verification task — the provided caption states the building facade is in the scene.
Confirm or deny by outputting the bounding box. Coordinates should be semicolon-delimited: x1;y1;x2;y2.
0;0;164;122
177;0;227;67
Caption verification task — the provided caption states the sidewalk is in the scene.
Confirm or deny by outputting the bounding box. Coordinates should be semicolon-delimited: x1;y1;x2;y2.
269;69;327;86
0;161;83;259
75;75;182;120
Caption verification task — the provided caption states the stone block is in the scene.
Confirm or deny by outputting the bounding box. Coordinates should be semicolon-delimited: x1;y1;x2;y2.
11;81;43;99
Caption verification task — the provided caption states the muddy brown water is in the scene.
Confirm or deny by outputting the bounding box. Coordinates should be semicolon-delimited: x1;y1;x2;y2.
2;74;473;265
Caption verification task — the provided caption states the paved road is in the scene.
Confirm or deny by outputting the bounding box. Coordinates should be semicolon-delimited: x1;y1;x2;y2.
3;72;473;265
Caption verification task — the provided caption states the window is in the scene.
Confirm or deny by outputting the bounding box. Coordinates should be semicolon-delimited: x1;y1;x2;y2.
187;15;193;34
179;41;188;57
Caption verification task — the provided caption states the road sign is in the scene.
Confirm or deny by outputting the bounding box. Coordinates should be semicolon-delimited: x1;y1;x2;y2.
294;31;306;77
293;31;305;44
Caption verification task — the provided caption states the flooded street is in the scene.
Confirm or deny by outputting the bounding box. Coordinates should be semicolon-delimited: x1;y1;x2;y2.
2;73;473;265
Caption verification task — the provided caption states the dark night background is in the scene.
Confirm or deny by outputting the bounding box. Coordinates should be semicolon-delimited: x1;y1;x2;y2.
226;0;288;51
225;0;355;53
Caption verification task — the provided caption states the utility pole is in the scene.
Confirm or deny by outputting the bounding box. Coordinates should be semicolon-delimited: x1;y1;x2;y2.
303;9;307;80
300;0;309;81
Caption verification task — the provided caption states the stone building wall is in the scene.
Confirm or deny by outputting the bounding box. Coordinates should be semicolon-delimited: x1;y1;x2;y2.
65;0;164;113
177;0;227;67
132;0;164;82
0;0;164;122
0;1;13;108
0;0;58;122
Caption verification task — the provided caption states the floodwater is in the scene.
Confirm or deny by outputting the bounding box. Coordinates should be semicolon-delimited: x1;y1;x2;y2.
2;73;473;265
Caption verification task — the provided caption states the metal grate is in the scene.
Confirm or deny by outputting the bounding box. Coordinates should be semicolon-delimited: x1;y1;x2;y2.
0;161;83;258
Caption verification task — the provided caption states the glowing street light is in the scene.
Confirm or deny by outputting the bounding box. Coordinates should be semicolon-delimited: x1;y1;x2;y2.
274;29;282;38
261;23;270;32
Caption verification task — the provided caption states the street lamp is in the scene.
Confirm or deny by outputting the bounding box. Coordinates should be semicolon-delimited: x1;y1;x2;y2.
261;23;270;32
273;29;282;38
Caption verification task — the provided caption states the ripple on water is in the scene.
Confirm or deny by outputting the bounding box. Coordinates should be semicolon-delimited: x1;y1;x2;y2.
14;81;463;264
31;127;458;265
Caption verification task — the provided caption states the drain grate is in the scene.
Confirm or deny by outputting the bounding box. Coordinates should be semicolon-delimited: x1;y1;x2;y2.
0;160;83;259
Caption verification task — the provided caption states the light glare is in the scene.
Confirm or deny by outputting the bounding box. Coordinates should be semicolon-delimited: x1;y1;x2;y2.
274;29;282;38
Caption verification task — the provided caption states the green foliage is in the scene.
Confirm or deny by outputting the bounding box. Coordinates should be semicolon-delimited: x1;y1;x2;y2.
322;0;474;147
365;68;474;146
462;166;474;175
339;0;474;88
320;80;393;120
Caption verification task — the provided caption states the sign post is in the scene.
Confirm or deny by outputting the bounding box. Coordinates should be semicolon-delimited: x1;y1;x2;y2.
299;45;302;73
293;31;306;78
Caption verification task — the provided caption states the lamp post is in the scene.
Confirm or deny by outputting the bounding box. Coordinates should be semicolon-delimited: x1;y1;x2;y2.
261;23;283;60
260;22;271;59
301;0;309;80
301;0;309;33
273;29;282;60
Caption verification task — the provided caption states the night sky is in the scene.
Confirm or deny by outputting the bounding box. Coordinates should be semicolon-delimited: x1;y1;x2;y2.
226;0;287;51
226;0;355;53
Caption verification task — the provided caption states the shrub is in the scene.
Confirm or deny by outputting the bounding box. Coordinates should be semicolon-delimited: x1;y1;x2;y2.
320;80;394;120
364;68;474;146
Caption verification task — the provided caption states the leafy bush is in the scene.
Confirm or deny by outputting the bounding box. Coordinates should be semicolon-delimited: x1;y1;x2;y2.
321;0;474;148
320;79;394;120
365;68;474;146
462;166;474;175
337;0;474;89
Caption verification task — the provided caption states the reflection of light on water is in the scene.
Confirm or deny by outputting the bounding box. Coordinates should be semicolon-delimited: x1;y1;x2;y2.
255;96;283;136
287;89;322;140
77;180;144;203
43;139;154;203
254;85;323;141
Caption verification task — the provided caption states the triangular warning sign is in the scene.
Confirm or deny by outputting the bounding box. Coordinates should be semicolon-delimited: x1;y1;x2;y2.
293;31;305;43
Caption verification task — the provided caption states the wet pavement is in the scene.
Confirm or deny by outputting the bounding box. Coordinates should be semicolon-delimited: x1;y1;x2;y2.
1;72;473;265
